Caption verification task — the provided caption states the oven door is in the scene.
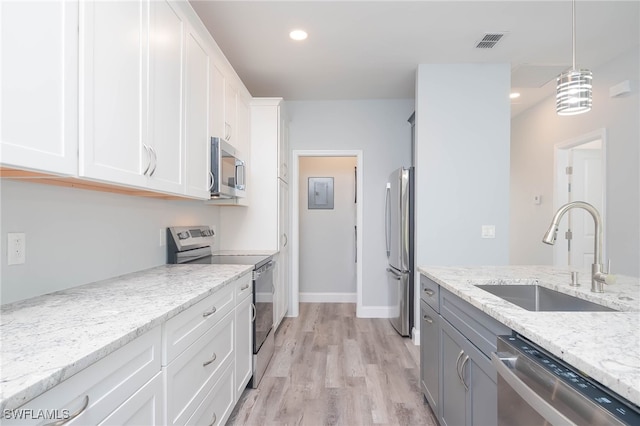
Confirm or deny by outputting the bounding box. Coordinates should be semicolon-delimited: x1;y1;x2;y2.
253;260;274;353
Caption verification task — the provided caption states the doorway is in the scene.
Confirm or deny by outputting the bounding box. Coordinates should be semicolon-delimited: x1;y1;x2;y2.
290;150;363;317
553;129;607;268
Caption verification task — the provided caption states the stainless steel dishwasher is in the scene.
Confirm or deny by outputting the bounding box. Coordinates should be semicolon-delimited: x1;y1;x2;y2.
492;335;640;425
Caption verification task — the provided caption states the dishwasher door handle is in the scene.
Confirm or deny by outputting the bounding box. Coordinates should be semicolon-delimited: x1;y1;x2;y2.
491;352;576;426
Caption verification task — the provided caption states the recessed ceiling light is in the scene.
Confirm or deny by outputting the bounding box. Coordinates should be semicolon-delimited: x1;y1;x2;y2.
510;92;521;99
289;29;308;41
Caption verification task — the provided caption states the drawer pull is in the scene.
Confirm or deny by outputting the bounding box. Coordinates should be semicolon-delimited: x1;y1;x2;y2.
45;395;89;426
203;353;217;367
240;284;250;291
202;307;217;318
423;288;434;296
423;315;433;324
208;413;217;426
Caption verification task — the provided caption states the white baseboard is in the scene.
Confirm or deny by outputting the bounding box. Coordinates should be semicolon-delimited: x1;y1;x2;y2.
412;327;420;345
299;292;357;303
357;305;395;318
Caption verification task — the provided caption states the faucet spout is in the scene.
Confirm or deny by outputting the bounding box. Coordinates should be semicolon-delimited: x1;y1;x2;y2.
542;201;609;292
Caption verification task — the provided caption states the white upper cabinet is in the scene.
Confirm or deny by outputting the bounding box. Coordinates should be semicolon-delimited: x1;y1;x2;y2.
224;81;237;145
210;64;226;141
147;0;186;194
278;105;289;183
184;25;211;199
79;0;149;188
0;0;78;175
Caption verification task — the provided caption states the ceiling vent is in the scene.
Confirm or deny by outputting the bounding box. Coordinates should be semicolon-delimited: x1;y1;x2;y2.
475;33;506;49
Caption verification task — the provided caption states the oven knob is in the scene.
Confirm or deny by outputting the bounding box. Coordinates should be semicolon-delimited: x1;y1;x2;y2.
177;231;190;240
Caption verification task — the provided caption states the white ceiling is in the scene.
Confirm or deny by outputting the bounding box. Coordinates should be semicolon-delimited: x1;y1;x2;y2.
190;0;640;116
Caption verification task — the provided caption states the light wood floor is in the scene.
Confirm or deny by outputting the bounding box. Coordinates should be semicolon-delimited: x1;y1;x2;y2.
227;303;438;426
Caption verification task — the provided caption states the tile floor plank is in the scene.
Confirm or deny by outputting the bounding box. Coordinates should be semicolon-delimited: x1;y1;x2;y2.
227;303;437;426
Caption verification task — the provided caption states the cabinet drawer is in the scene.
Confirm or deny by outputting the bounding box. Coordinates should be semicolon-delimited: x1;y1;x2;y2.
420;274;440;311
185;361;235;426
165;311;234;426
440;288;511;358
163;283;235;365
99;371;164;425
235;272;252;302
6;327;161;426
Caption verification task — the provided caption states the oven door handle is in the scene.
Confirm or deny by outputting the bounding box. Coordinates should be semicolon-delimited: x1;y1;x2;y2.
491;352;575;426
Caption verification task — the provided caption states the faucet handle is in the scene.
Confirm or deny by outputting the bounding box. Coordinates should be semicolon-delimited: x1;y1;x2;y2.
604;259;617;285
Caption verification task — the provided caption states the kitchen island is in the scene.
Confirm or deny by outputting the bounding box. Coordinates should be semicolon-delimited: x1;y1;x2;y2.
0;263;253;417
419;265;640;406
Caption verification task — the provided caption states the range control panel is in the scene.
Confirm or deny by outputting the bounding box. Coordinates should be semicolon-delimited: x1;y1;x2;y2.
168;226;215;252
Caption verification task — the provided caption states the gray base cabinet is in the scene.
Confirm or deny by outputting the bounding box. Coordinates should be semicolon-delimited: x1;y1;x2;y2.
420;274;510;426
420;300;439;410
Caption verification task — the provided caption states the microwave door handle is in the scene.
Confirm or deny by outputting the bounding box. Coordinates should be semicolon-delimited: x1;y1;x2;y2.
491;352;575;426
235;161;245;189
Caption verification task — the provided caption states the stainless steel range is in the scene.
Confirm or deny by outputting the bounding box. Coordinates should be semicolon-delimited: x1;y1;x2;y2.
167;226;275;389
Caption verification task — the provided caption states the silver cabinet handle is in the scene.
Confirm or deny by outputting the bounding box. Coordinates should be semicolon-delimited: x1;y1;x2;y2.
208;413;217;426
208;171;214;190
44;395;89;426
225;122;231;141
251;303;256;322
142;144;151;175
460;355;470;391
284;233;288;248
241;284;250;291
423;315;433;324
203;353;217;367
455;349;465;385
423;288;435;296
202;306;217;318
387;268;402;281
149;146;157;176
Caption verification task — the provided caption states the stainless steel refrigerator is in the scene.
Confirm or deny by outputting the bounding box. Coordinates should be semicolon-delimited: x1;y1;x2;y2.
385;167;414;336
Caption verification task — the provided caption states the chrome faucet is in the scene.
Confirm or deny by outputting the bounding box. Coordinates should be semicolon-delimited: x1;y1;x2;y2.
542;201;614;292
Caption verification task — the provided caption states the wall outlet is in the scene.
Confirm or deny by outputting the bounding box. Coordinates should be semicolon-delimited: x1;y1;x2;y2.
8;233;26;265
481;225;496;239
159;229;167;247
210;225;217;236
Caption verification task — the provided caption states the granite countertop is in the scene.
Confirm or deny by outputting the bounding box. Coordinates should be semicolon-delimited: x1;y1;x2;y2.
418;265;640;406
212;250;279;256
0;264;253;412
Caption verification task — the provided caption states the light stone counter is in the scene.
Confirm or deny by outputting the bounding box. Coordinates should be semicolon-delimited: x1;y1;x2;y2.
0;264;253;412
418;265;640;406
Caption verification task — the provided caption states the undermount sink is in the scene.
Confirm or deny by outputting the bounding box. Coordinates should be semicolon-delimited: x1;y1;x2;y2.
476;284;617;312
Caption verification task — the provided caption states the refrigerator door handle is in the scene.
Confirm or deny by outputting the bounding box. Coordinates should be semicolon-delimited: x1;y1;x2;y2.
385;183;391;257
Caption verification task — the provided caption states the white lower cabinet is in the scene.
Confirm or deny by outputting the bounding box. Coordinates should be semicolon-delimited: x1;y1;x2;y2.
186;362;235;426
99;372;164;425
235;275;253;401
6;327;161;426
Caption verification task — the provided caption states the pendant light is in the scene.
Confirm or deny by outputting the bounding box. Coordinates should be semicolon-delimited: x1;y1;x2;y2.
556;0;592;115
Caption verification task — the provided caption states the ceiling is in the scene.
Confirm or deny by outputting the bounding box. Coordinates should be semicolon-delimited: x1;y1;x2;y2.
190;1;640;116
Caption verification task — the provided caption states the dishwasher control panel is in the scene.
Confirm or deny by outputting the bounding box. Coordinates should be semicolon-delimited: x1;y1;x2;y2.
508;335;640;424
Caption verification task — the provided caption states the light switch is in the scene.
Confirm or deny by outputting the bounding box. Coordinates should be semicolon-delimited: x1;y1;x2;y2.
482;225;496;239
8;233;26;264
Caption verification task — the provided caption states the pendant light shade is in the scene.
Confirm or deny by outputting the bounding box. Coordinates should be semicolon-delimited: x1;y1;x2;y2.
556;0;592;115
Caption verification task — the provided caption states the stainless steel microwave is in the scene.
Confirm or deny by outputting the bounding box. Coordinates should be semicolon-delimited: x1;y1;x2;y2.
211;137;246;199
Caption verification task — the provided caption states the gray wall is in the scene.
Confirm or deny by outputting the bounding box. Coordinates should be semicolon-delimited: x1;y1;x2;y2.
510;48;639;277
0;180;220;303
299;156;357;297
287;99;414;308
415;64;511;267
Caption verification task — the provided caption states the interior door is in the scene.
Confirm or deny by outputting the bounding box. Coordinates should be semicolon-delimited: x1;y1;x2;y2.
569;145;603;268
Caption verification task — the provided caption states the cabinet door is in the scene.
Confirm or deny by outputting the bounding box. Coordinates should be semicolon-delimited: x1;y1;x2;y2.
209;63;225;139
224;81;237;144
420;301;439;413
275;179;289;329
99;373;163;426
469;357;497;426
184;25;210;199
1;0;78;175
147;0;184;194
80;0;149;187
235;293;253;401
440;322;468;426
278;109;289;182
